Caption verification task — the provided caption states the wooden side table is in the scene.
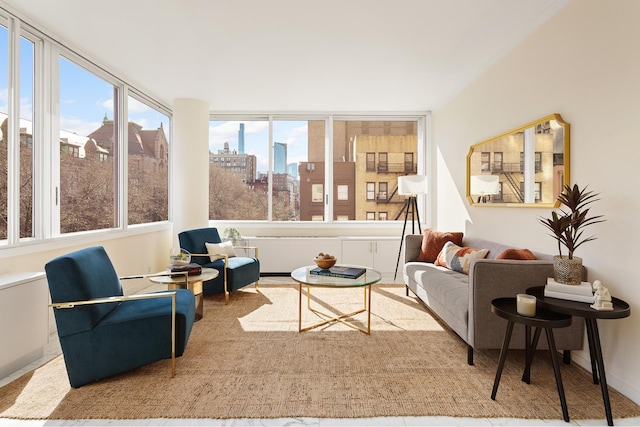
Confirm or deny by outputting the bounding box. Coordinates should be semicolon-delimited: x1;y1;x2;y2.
527;286;631;426
491;297;573;422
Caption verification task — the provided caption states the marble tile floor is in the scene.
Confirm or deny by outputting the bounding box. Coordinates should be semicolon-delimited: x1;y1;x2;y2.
2;276;639;427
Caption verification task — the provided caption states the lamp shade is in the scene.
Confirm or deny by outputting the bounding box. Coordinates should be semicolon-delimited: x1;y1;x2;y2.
398;175;428;195
470;175;500;195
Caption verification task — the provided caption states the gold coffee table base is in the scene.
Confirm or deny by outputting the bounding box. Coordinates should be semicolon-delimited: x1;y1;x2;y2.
298;283;371;334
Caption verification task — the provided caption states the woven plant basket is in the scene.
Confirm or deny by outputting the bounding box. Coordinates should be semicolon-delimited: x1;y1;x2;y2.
554;255;583;285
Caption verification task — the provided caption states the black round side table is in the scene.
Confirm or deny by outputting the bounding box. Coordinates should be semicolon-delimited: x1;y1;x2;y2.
527;286;631;426
491;297;573;422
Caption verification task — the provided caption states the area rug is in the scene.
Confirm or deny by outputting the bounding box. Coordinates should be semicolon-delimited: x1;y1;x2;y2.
1;284;639;421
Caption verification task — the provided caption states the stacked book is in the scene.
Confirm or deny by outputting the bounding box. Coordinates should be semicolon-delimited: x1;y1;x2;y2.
544;278;594;303
310;265;366;279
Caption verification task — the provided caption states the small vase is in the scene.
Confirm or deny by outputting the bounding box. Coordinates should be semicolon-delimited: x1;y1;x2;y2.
553;255;583;285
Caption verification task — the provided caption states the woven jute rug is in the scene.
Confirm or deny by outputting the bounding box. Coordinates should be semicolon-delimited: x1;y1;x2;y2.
1;283;639;421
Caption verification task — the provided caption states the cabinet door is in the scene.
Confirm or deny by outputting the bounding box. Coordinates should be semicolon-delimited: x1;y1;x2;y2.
341;240;374;267
372;239;402;274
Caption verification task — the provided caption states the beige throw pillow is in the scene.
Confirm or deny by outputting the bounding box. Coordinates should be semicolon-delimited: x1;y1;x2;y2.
205;241;237;262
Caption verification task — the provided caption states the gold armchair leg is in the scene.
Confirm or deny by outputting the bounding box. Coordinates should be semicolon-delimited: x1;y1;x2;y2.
171;293;176;378
224;261;230;304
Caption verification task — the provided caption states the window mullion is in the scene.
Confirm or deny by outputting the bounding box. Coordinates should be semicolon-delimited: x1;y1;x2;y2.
325;116;333;222
6;16;20;244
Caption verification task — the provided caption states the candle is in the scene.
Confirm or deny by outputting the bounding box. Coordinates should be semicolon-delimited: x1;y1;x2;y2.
517;294;537;317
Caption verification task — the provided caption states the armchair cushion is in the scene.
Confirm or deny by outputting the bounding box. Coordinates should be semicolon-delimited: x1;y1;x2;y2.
205;241;237;261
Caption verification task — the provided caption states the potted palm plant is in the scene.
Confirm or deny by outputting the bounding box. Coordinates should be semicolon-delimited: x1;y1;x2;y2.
539;183;605;284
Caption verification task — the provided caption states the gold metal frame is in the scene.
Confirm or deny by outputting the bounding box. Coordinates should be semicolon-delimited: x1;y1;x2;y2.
191;246;259;304
49;291;180;377
466;113;570;208
298;283;372;334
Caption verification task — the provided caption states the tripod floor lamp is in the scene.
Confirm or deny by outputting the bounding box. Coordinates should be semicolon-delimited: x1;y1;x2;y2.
394;175;428;280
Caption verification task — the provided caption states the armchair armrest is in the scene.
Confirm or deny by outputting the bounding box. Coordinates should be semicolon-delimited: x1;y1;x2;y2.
49;291;180;378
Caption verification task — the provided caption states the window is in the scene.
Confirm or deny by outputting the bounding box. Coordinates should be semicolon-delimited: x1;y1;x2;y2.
481;152;490;171
378;182;388;201
337;184;348;201
59;56;119;233
366;153;375;171
366;182;375;200
379;212;388;220
0;26;36;240
311;184;323;203
366;212;375;220
0;23;8;240
127;95;170;225
210;116;422;223
378;152;388;172
494;152;503;172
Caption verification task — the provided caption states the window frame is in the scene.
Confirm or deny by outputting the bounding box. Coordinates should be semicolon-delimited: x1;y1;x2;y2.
209;112;430;231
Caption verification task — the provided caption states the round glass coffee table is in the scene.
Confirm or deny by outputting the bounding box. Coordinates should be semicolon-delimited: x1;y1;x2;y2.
290;265;381;334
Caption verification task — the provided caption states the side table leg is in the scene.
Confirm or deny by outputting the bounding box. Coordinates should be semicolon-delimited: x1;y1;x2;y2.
586;318;600;385
491;321;514;400
522;326;542;384
589;318;615;426
545;328;569;422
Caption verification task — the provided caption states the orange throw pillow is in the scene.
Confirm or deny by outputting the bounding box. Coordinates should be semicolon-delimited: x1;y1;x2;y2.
496;248;536;260
416;229;464;263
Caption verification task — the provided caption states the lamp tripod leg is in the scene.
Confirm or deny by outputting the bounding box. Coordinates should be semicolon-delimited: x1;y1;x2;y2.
394;198;412;281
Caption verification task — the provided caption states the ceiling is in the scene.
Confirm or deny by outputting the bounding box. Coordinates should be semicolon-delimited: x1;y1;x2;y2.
2;0;569;112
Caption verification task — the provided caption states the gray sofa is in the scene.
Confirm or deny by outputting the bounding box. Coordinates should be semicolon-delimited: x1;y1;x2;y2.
403;234;585;365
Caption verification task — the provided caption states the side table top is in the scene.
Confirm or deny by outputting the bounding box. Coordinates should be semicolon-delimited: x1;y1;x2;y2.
526;286;631;320
491;297;572;328
149;267;218;285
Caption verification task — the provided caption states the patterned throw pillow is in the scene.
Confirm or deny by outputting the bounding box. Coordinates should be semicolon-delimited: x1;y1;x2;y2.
435;241;489;274
416;229;464;263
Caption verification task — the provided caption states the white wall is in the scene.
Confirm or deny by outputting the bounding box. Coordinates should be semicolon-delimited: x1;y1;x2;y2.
433;0;640;404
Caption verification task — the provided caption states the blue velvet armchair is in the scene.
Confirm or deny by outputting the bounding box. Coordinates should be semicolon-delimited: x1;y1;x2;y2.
178;227;260;303
45;246;195;388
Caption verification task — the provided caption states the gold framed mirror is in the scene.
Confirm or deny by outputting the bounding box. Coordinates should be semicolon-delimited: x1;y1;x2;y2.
466;113;570;207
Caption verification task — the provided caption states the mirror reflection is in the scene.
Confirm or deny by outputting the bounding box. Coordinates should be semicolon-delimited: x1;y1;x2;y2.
467;113;569;207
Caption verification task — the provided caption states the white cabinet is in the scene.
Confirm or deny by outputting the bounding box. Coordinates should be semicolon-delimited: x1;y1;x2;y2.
341;237;400;274
0;272;48;379
246;237;341;273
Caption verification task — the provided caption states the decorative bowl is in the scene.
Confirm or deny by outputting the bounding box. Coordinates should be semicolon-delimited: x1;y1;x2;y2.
314;256;336;270
169;248;191;266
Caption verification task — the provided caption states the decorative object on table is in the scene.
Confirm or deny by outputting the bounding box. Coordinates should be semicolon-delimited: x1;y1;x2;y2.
310;265;366;279
516;293;537;317
394;174;428;280
544;277;595;303
168;262;202;276
222;226;242;243
591;280;613;311
169;247;191;266
538;183;605;285
313;252;336;270
470;175;500;203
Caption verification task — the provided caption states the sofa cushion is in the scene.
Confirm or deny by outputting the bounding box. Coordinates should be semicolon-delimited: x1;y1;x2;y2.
435;241;489;274
496;248;536;260
416;229;464;263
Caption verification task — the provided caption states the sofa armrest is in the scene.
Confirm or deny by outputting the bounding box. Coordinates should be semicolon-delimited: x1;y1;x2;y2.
467;259;554;348
404;234;422;263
